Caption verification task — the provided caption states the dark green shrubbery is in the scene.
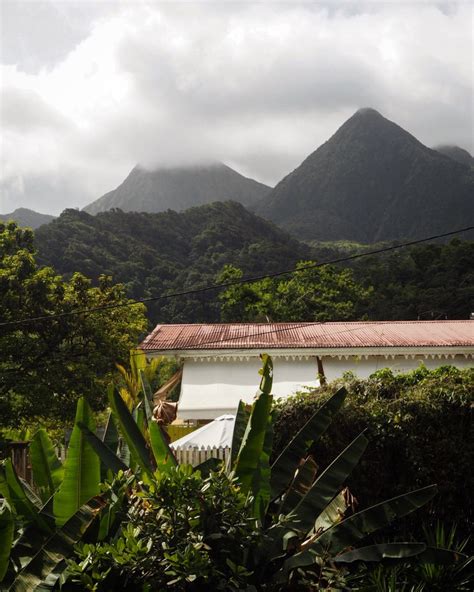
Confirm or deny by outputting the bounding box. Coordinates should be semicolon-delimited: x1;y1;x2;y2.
67;467;261;591
273;365;474;538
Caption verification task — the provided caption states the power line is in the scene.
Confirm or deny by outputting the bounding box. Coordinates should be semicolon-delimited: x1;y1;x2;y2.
1;225;472;329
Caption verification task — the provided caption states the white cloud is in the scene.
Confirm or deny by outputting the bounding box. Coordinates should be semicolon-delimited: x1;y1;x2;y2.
0;0;472;214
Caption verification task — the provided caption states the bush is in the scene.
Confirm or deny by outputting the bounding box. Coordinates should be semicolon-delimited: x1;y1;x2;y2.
66;467;265;591
272;365;474;538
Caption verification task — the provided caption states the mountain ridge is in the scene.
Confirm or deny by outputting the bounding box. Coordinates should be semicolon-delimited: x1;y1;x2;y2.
256;108;474;242
83;162;270;215
0;207;55;229
434;145;474;168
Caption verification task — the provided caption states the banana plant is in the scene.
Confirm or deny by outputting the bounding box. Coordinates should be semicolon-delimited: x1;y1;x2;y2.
224;354;464;586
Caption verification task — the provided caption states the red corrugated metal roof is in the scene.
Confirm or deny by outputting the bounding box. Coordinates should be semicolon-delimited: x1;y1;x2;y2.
140;321;474;351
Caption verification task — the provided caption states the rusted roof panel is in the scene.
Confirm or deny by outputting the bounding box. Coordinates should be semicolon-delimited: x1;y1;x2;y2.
140;321;474;351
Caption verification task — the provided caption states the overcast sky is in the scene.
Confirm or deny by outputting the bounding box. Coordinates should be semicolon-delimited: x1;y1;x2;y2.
0;0;472;215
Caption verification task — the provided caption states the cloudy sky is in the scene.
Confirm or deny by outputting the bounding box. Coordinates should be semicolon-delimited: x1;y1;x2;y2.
0;0;472;215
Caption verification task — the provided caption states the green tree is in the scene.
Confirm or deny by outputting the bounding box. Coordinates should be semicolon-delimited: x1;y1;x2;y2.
218;261;372;322
0;222;147;425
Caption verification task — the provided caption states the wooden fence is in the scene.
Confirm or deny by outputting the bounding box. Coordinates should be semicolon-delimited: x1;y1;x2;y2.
172;445;230;467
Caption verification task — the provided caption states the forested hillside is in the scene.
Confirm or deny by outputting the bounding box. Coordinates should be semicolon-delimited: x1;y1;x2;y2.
35;202;473;324
35;201;310;323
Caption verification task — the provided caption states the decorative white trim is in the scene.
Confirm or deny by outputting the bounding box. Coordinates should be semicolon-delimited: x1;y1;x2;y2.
151;346;474;363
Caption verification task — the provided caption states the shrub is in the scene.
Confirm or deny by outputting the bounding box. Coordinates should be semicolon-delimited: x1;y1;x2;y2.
67;467;261;591
272;365;474;537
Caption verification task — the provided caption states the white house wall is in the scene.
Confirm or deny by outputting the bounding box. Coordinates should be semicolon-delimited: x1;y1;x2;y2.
176;353;472;420
178;357;320;420
322;354;472;381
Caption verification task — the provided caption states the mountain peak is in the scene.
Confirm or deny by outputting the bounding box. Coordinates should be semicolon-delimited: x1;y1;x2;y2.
256;110;474;243
83;162;270;215
0;208;55;229
354;107;383;118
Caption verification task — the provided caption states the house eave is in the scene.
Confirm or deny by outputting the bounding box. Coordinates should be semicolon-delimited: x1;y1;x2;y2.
145;346;474;362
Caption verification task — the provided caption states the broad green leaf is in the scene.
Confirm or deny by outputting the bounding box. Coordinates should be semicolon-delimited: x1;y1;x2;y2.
280;485;437;577
234;355;273;521
77;422;128;474
230;400;250;467
291;432;369;534
0;460;51;533
108;386;153;479
53;398;101;527
141;382;154;425
102;410;119;453
334;542;427;563
271;387;347;497
313;484;437;555
30;429;64;503
253;414;273;521
139;369;155;414
280;456;318;514
131;348;147;382
314;488;351;533
149;422;177;473
136;404;147;439
0;501;14;582
9;496;107;592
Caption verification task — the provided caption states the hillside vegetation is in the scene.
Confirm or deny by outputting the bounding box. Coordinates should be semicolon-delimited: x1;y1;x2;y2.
34;202;474;324
35;201;310;323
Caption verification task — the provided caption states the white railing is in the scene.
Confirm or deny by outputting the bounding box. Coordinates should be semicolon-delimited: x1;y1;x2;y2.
172;445;230;467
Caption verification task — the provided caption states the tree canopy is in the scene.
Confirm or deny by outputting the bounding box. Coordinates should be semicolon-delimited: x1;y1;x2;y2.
0;222;148;426
218;261;372;322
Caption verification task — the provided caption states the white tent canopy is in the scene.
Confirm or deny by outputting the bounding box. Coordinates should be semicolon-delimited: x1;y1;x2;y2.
170;414;235;449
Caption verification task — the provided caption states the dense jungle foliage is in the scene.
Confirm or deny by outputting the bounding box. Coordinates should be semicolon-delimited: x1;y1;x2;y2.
0;222;148;425
34;203;474;324
273;365;474;539
3;356;470;591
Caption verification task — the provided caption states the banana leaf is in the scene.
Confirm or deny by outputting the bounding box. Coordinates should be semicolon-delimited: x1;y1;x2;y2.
314;488;351;533
279;485;437;577
77;422;128;474
234;355;273;521
139;369;155;412
280;455;318;514
271;387;347;498
290;432;368;534
149;422;177;473
102;410;119;453
313;484;437;554
229;400;250;467
53;397;101;527
333;542;468;565
30;429;64;503
136;404;148;439
0;460;51;534
8;496;107;592
334;542;427;563
252;415;273;521
108;386;153;479
0;501;14;582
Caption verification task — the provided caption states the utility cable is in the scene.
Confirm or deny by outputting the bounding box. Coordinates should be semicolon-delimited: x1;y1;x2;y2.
1;225;472;329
